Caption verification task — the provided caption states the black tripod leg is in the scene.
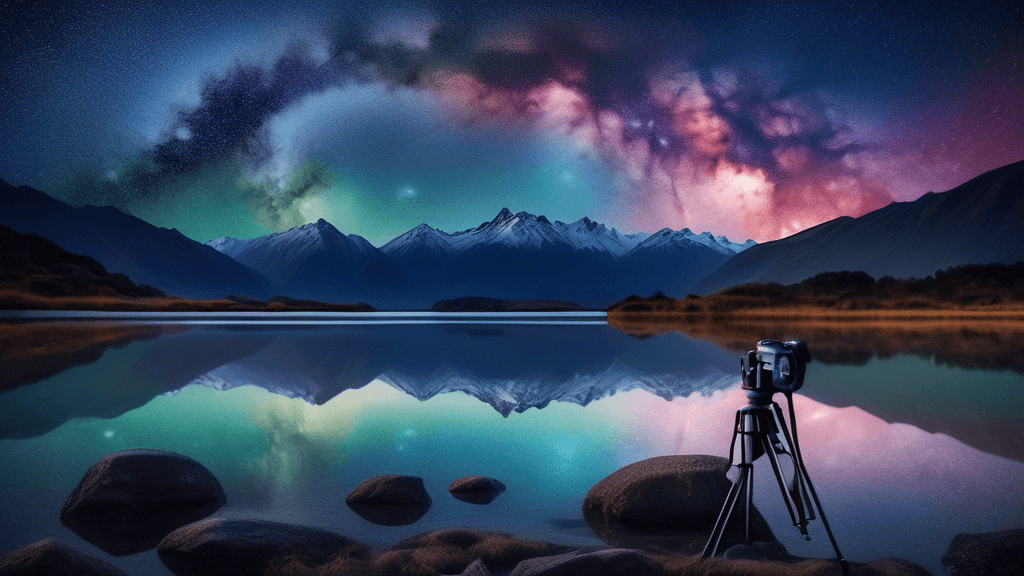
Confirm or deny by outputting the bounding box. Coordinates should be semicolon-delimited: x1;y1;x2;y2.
760;430;806;530
781;394;850;576
702;410;747;559
701;465;748;558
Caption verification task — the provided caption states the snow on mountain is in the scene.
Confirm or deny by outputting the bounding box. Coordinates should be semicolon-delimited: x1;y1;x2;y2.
187;359;735;417
625;227;754;258
557;216;650;256
446;208;579;252
381;208;730;261
380;223;453;258
207;218;380;285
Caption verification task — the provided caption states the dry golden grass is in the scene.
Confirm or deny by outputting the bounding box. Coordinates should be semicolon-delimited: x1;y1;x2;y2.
371;529;570;576
653;554;928;576
263;553;371;576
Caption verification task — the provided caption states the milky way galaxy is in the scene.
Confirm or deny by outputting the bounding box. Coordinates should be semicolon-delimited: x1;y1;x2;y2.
1;1;1021;244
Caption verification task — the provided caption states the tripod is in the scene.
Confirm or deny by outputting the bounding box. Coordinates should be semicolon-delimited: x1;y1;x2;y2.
701;390;849;575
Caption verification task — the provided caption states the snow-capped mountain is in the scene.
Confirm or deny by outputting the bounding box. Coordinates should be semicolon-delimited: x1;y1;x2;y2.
558;216;650;257
625;228;756;258
209;208;755;307
207;219;403;301
381;208;664;260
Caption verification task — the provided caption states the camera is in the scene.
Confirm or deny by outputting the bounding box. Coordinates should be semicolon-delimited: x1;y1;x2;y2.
741;339;811;393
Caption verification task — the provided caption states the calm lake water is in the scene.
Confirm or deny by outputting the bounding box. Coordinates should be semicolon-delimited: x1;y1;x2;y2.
1;313;1023;575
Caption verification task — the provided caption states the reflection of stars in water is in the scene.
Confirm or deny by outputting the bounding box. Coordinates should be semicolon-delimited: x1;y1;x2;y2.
396;428;417;452
103;430;115;439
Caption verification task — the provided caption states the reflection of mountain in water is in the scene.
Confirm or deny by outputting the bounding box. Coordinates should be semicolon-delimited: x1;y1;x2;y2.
3;321;1024;465
188;325;737;416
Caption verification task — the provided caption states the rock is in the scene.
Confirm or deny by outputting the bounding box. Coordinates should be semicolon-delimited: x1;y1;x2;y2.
60;449;226;556
156;517;370;576
582;455;775;554
454;558;491;576
347;474;432;506
942;528;1024;576
510;548;664;576
346;474;431;526
449;476;506;505
723;541;793;562
0;538;130;576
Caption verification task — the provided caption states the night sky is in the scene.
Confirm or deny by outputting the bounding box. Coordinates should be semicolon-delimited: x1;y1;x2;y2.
2;0;1021;245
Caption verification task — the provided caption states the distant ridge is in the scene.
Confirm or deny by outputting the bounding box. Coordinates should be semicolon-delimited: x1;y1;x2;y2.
692;159;1024;294
0;179;277;299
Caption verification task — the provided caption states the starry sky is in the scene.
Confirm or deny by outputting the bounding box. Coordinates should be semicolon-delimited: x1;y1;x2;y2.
1;0;1022;245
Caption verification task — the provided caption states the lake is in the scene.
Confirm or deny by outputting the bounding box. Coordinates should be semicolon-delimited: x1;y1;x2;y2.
1;313;1023;575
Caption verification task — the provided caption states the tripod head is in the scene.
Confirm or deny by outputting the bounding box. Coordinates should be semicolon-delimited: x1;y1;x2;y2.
741;339;811;403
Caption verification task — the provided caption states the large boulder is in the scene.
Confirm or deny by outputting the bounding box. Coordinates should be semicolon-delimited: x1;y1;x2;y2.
346;474;431;526
942;528;1024;576
0;538;130;576
510;549;664;576
582;455;775;553
449;476;506;505
60;449;226;556
156;517;370;576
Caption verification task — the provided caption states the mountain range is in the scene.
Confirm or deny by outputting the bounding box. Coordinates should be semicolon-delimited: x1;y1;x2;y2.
207;207;754;308
693;159;1024;295
3;159;1022;307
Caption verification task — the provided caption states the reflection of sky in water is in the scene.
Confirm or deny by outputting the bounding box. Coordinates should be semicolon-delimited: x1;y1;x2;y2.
1;323;1023;576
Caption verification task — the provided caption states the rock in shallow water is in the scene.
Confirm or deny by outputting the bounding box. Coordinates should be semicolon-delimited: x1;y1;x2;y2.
346;474;432;506
346;474;432;525
942;528;1024;576
60;449;226;556
582;455;775;553
449;475;506;505
156;517;370;576
0;538;130;576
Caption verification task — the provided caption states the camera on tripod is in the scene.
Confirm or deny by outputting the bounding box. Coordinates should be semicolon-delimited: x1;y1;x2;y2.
741;339;811;394
703;338;848;575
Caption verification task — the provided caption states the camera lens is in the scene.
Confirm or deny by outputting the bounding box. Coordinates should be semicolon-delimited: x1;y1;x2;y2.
779;356;791;377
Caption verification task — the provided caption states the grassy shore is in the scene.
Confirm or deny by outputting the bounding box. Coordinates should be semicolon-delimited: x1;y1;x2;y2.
0;291;375;312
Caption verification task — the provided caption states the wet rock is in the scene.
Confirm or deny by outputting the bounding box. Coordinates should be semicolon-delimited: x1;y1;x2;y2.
449;476;506;505
346;474;431;526
510;548;664;576
942;528;1024;576
60;449;226;556
582;455;775;554
0;538;130;576
156;517;370;576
